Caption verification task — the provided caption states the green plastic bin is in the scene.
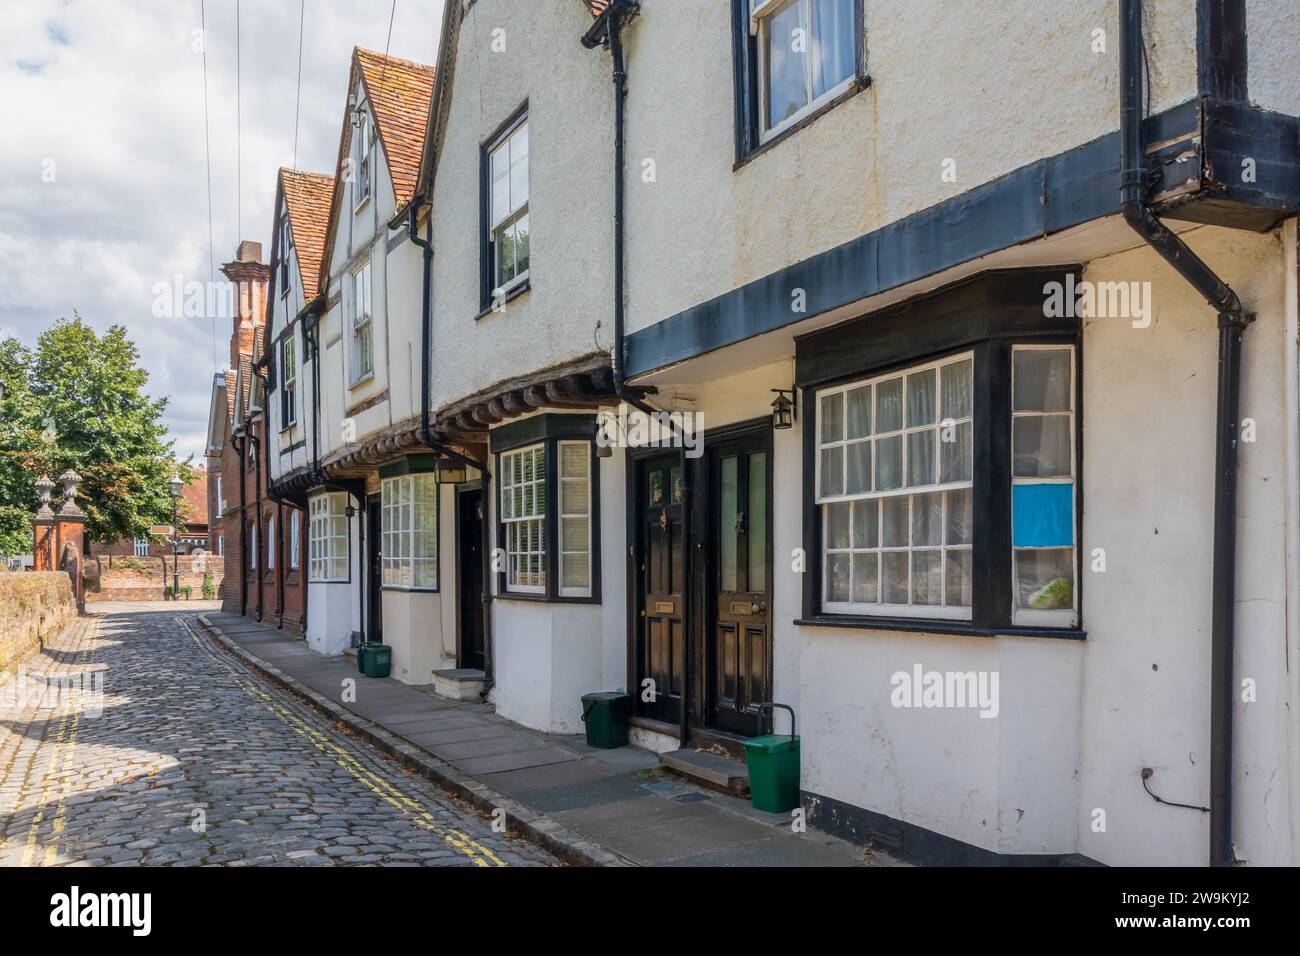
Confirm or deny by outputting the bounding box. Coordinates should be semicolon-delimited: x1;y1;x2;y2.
361;643;391;678
742;734;801;813
580;691;631;749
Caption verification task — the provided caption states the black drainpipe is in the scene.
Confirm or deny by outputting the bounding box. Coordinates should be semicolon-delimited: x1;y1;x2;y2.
408;205;496;694
585;2;695;747
252;427;265;623
231;428;248;617
1120;0;1252;868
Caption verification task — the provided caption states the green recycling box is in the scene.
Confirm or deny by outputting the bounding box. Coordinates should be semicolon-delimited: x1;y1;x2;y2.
580;692;632;749
361;643;392;679
741;734;801;813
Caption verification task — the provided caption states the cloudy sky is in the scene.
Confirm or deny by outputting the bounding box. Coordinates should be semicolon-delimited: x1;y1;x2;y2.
0;0;444;463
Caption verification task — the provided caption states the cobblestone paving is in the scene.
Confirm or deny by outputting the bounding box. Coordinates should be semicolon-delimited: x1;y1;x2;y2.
0;608;556;867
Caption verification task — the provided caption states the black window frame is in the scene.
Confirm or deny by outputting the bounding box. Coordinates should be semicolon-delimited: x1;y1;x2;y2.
491;413;602;605
795;268;1085;640
478;100;530;314
731;0;869;166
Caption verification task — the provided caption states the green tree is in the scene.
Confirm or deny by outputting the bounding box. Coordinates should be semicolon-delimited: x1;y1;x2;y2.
0;316;189;554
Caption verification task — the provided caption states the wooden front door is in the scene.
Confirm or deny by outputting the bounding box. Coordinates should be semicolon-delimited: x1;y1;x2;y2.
634;453;686;725
458;486;486;671
708;431;772;737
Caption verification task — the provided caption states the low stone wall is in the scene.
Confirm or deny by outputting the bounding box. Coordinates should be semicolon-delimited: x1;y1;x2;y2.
84;555;224;603
0;571;76;674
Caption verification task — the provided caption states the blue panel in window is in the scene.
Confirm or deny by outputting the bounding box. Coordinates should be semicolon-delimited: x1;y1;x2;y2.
1012;483;1074;548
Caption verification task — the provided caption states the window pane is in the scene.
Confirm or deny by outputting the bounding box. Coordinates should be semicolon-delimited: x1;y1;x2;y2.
826;552;850;603
939;420;973;483
561;516;589;553
881;495;908;547
811;0;855;98
722;456;739;592
1013;416;1072;477
510;153;529;211
911;492;942;547
562;478;589;514
512;122;529;166
945;488;973;545
852;552;878;603
846;385;871;439
906;429;935;486
845;441;870;495
748;452;767;588
514;213;529;276
824;501;850;550
911;550;942;605
874;435;902;491
875;377;903;433
945;549;972;607
766;0;810;128
820;391;844;444
1014;349;1072;412
905;369;936;427
851;498;877;549
492;172;509;226
941;358;973;420
561;442;589;478
882;551;909;604
819;446;844;497
1015;548;1075;609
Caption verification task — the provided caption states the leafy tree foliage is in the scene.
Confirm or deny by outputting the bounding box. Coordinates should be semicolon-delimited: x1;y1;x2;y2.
0;317;189;555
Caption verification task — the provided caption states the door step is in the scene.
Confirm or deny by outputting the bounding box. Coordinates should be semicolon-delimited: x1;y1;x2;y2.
432;668;486;701
659;748;750;797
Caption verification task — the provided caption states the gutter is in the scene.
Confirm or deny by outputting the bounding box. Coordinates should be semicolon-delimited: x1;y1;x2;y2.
585;1;698;746
407;204;496;695
1120;0;1253;868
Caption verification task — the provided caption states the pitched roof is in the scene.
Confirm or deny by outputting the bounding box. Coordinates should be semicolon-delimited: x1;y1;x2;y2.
354;48;436;208
180;470;209;528
279;168;334;294
224;370;237;422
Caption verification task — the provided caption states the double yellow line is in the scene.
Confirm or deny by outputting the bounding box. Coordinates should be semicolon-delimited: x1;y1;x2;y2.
180;617;507;867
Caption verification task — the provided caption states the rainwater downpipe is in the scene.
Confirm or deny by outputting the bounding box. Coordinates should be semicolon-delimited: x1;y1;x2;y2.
1119;0;1253;868
408;205;496;695
586;2;695;746
232;427;249;617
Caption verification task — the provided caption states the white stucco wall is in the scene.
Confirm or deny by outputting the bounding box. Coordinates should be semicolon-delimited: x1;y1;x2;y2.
426;0;615;410
305;504;362;655
1247;0;1300;116
621;0;1199;339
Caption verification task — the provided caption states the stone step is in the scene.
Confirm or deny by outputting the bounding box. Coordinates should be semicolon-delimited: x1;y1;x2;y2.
659;748;750;796
433;667;486;702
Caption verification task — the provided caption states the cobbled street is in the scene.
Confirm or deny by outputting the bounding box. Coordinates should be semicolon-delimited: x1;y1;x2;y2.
0;607;556;867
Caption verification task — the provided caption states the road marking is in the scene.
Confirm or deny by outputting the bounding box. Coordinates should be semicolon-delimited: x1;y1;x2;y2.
179;617;507;867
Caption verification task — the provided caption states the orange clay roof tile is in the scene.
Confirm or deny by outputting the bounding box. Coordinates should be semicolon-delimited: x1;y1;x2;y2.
279;168;334;295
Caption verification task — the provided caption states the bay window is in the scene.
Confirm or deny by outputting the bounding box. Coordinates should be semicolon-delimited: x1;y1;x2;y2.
493;415;600;602
799;269;1082;635
381;473;438;590
309;492;349;583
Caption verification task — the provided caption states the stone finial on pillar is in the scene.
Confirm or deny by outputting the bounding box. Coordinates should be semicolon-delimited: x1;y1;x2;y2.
35;475;55;519
32;475;56;571
58;469;84;516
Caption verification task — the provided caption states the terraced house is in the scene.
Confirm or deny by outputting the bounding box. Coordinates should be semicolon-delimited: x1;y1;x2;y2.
245;0;1300;868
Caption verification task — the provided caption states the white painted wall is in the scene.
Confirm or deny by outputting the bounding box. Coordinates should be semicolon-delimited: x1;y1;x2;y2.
305;504;362;655
621;0;1201;339
1247;0;1300;116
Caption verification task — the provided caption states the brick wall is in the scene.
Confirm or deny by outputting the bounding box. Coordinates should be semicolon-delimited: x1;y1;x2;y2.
0;571;76;674
83;554;225;603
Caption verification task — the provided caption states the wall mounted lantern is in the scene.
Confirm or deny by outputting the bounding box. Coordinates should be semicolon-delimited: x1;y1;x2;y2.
770;388;797;430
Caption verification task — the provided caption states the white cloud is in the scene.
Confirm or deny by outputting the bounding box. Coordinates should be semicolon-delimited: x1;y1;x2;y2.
0;0;444;462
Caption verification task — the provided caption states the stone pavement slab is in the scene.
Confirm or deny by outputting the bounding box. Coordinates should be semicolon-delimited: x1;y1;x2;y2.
198;613;893;868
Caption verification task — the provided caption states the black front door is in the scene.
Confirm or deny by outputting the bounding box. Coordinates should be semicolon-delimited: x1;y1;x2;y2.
458;487;485;671
366;495;383;644
708;430;772;737
634;453;685;725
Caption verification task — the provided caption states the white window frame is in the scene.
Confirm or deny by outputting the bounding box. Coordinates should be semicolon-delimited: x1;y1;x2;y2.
279;213;292;295
500;444;546;594
350;261;373;385
815;352;975;621
133;538;149;557
309;492;349;583
354;108;373;210
266;514;276;570
1010;344;1078;628
290;510;301;570
281;334;298;429
754;0;858;144
249;520;258;571
557;441;593;598
218;535;225;557
488;117;530;297
381;473;439;591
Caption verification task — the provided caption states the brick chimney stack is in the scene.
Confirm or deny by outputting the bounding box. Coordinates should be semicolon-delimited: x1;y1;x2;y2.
220;241;270;369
